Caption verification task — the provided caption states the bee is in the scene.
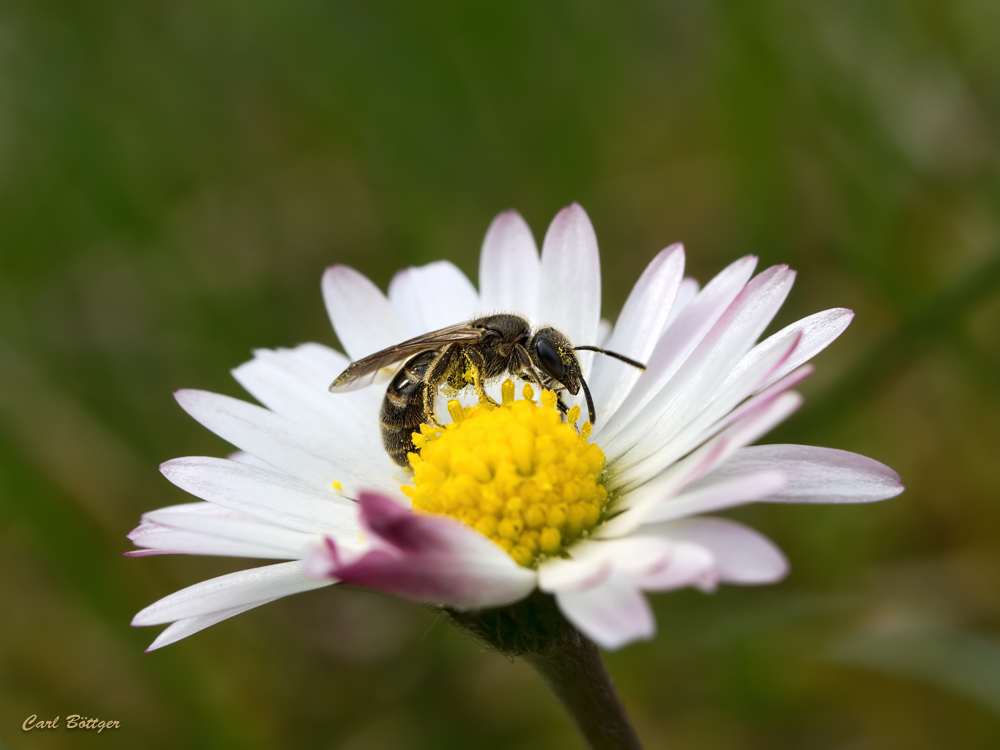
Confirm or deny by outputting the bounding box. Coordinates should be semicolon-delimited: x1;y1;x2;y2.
329;313;645;467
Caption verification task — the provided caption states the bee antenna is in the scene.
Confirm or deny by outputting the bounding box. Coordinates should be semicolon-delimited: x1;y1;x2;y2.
573;346;646;371
579;374;596;426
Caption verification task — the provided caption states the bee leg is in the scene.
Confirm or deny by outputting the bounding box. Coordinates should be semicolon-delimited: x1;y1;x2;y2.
513;343;547;393
556;392;586;433
421;381;444;428
555;393;568;414
421;344;460;428
464;348;499;406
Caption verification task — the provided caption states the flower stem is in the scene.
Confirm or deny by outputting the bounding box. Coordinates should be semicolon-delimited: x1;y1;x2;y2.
443;592;642;750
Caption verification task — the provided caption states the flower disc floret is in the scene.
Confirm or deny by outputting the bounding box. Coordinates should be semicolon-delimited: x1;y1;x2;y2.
401;381;609;568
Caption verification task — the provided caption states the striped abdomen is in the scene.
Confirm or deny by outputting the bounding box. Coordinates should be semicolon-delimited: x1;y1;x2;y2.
380;350;439;467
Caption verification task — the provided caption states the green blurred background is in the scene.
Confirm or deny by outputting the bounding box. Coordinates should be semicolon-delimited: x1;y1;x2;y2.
2;0;999;748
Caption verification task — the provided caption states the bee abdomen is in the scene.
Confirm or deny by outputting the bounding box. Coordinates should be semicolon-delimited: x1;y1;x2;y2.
380;350;438;467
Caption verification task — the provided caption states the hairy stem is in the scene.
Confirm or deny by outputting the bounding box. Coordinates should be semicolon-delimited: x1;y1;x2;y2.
443;592;642;750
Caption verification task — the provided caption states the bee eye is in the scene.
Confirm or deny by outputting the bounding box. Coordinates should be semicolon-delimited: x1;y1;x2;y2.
535;338;566;380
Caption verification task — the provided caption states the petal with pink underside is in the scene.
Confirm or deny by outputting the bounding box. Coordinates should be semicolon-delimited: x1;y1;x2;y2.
308;492;536;610
639;469;788;524
700;444;904;503
723;308;853;397
647;518;788;584
632;541;718;592
538;536;673;594
555;579;655;650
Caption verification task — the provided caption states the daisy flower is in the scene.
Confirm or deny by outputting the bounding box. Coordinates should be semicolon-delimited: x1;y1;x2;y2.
129;204;903;652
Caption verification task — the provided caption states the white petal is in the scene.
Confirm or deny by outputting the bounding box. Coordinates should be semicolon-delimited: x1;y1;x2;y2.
603;266;796;466
663;277;700;330
595;255;757;442
538;537;673;594
555;580;655;650
596;318;612;346
138;500;339;561
145;602;275;651
132;561;330;626
648;518;788;584
278;342;359;390
322;265;411;361
590;245;685;422
142;501;322;551
688;366;813;449
601;391;802;537
537;552;611;594
232;347;383;454
700;444;905;504
617;329;803;483
174;390;402;498
717;308;854;399
632;541;718;591
129;523;306;559
536;204;601;353
479;210;541;317
161;456;360;535
640;469;787;524
388;261;480;334
227;450;275;470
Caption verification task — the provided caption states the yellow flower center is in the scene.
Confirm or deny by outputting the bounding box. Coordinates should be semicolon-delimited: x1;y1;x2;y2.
401;380;609;568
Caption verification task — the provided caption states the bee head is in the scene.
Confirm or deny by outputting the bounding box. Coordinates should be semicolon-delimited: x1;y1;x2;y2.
528;327;647;426
529;327;583;395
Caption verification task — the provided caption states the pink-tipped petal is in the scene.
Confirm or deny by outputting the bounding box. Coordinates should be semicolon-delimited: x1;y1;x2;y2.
605;266;797;465
720;308;854;398
536;204;601;358
641;469;788;525
597;255;757;442
537;553;612;594
312;492;536;610
538;537;673;594
555;580;655;650
633;541;718;592
663;277;700;330
622;330;804;482
653;518;789;585
590;244;685;421
703;444;904;504
479;210;541;317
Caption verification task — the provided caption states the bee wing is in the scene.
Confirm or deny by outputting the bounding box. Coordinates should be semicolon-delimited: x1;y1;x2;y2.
328;323;484;392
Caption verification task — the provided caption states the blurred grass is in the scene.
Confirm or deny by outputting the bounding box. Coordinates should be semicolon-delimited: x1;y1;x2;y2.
1;0;999;748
